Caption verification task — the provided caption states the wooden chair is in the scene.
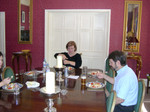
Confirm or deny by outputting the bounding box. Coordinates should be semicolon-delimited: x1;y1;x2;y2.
147;74;150;93
134;79;145;112
106;91;116;112
2;66;15;82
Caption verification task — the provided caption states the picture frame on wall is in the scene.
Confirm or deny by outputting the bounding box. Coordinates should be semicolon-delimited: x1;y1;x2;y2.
22;11;25;23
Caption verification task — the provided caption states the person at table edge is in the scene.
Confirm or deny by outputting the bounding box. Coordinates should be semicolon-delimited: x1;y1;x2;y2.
0;51;11;88
54;41;82;69
97;50;138;112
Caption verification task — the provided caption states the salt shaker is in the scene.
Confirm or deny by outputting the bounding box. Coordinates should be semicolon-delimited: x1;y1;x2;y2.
64;67;68;77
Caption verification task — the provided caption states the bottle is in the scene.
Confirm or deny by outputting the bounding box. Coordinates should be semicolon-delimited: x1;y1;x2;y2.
43;59;47;76
64;67;68;77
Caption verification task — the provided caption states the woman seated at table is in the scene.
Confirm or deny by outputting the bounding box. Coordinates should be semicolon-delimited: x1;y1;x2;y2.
0;52;11;88
54;41;82;68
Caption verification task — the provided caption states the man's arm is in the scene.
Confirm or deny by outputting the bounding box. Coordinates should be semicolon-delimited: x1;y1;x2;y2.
97;71;115;84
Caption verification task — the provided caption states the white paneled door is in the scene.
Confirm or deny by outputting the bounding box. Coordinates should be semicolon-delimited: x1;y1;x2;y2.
45;10;111;70
0;12;6;66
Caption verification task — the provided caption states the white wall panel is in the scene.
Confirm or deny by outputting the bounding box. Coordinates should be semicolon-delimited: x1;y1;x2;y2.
45;10;111;70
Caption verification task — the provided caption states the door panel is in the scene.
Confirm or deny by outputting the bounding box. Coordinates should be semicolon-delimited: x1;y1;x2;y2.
45;10;111;70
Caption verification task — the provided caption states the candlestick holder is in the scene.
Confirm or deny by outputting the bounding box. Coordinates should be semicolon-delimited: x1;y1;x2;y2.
54;66;65;82
44;99;56;112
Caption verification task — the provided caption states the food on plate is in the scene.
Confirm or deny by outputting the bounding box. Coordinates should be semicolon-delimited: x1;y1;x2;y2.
89;71;97;76
88;82;103;88
6;83;18;90
67;67;73;71
26;71;35;76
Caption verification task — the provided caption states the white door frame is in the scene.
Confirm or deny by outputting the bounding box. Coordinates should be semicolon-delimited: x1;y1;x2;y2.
0;12;6;67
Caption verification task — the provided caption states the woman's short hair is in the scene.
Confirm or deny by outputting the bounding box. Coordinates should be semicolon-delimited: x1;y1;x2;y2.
66;41;77;51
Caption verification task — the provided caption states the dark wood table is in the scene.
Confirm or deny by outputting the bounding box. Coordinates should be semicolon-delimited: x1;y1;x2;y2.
0;68;106;112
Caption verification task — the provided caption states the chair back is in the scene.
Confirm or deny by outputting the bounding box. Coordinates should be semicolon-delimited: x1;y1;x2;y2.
106;68;115;93
134;79;145;112
106;91;116;112
105;58;110;73
2;66;15;82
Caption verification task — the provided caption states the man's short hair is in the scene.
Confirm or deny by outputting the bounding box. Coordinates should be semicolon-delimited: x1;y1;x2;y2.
108;50;127;66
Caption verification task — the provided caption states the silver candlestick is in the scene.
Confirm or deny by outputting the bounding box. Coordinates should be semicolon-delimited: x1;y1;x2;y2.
54;66;65;82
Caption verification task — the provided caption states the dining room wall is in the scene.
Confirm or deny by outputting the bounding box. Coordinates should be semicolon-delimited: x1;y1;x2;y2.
0;0;150;78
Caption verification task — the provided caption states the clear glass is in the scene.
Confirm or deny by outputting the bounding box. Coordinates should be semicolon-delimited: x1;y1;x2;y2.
82;66;88;75
14;84;20;95
81;74;86;85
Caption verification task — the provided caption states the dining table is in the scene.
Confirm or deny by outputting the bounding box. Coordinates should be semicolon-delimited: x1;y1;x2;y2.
0;68;106;112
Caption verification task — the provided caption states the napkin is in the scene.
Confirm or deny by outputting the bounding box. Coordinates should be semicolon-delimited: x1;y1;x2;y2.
26;81;40;88
67;75;79;79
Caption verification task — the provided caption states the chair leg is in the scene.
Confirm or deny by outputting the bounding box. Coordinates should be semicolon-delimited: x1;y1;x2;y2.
147;79;149;94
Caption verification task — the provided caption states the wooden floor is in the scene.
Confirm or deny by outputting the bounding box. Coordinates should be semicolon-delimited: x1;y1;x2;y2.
142;88;150;112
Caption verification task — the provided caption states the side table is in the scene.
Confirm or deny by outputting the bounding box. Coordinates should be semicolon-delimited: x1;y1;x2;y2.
11;52;32;74
127;53;142;79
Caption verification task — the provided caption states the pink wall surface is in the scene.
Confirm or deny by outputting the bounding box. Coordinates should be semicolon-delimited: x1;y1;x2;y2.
0;0;150;78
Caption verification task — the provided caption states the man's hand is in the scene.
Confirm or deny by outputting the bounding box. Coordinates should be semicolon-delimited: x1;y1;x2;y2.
96;71;105;79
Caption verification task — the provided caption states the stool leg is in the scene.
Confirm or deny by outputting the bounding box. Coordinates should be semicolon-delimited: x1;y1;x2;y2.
147;78;149;94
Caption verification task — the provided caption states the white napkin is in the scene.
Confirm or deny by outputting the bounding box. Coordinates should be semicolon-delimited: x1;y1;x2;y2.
26;81;40;88
67;75;79;79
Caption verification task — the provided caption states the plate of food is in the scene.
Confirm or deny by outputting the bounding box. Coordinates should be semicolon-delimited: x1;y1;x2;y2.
25;71;35;76
2;83;23;92
67;66;74;71
86;82;105;89
88;71;98;77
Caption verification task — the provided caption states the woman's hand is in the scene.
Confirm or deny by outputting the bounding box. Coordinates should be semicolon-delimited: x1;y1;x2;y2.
2;77;11;85
58;54;68;60
63;60;70;65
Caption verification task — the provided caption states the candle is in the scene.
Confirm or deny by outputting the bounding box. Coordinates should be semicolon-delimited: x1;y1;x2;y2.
57;55;63;68
46;72;55;94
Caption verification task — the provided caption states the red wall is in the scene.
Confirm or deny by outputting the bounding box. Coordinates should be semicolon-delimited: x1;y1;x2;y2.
0;0;150;78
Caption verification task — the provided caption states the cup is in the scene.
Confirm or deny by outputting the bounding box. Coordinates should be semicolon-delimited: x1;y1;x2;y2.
82;66;88;75
81;74;86;85
14;84;20;95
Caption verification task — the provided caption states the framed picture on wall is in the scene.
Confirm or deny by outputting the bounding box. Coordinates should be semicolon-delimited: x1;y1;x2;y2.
22;11;25;23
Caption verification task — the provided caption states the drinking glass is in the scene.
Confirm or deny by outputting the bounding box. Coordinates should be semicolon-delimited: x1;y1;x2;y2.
14;84;20;95
82;66;88;75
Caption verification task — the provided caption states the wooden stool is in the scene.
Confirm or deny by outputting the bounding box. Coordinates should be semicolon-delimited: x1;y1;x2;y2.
147;74;150;94
11;51;32;74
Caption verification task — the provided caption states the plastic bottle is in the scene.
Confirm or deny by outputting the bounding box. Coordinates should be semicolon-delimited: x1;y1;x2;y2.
43;59;47;76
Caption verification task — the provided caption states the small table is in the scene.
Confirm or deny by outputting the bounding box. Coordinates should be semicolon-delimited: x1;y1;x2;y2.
11;51;32;74
127;53;142;79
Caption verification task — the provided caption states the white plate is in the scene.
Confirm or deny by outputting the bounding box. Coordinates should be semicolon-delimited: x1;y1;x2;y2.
26;81;40;88
40;86;60;95
88;71;98;77
2;83;23;92
25;71;35;76
67;66;74;71
86;82;105;89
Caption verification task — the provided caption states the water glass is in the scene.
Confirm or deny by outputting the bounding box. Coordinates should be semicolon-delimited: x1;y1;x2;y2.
14;85;20;95
82;66;88;75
